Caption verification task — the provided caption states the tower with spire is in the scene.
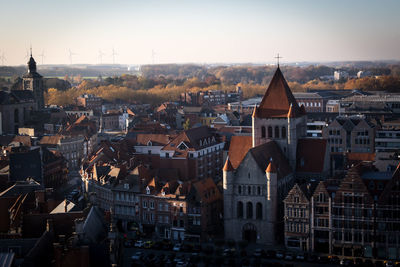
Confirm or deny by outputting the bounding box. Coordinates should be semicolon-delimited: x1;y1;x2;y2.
22;49;45;109
252;66;307;169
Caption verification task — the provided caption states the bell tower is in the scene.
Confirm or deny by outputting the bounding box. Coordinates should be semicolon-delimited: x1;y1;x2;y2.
22;48;44;109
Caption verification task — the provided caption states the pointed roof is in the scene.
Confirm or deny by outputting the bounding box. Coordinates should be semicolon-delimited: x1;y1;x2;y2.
223;157;234;171
266;161;277;173
255;67;301;118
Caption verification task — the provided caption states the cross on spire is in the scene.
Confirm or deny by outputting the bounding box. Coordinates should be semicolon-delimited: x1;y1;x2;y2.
274;53;282;67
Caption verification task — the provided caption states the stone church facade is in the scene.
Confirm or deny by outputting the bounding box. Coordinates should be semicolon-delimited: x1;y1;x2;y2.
223;67;309;245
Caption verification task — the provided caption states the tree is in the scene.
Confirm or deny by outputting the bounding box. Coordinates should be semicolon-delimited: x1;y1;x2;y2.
183;118;190;130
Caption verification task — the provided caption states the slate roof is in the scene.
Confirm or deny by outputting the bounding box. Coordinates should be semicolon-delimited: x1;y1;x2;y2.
296;139;327;173
249;140;292;179
254;67;302;118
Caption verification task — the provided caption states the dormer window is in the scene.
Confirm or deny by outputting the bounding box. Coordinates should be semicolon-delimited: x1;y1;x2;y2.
147;141;152;146
146;186;150;195
162;191;165;196
178;141;188;150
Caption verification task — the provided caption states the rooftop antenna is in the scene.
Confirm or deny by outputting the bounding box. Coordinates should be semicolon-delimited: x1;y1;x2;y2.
98;50;106;64
68;49;77;65
111;47;118;65
38;49;45;65
151;49;156;64
274;53;282;67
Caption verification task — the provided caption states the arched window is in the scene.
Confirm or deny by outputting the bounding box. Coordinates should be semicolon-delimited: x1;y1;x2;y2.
268;126;273;138
281;127;286;138
237;201;243;218
256;202;262;219
14;109;19;123
261;126;266;138
246;202;253;219
275;126;279;138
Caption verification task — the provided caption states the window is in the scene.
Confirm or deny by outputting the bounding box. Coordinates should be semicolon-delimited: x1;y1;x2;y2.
165;153;169;158
257;186;261;195
275;126;279;138
261;126;266;138
268;126;273;138
256;202;262;219
238;186;242;195
281;127;286;138
237;201;243;218
246;202;253;219
143;200;148;208
248;186;251;195
150;201;154;209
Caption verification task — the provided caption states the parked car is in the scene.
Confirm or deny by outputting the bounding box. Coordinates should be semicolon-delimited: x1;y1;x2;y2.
295;252;305;261
276;250;284;259
144;240;154;249
134;240;144;248
253;248;264;257
284;252;294;261
131;252;143;261
173;243;182;252
340;258;354;266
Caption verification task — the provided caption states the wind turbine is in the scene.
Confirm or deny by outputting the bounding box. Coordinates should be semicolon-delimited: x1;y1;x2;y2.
98;50;106;64
0;51;6;66
151;49;156;64
111;47;118;65
68;49;77;65
38;50;45;65
24;49;30;61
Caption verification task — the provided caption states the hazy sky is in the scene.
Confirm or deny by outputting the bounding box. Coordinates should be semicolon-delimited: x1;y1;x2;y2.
1;0;399;65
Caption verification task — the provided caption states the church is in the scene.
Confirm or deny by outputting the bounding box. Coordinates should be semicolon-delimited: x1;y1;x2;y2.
223;66;329;245
0;52;44;134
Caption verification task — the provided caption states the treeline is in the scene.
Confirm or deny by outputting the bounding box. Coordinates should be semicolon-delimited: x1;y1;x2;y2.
45;72;400;107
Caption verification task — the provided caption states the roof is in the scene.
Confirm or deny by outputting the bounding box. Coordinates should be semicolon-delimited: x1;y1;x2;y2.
249;140;292;179
192;178;221;204
39;135;63;145
0;253;15;267
162;126;220;156
12;135;31;147
227;136;252;169
255;67;302;118
223;157;234;171
296;139;327;173
136;134;171;146
266;161;277;173
347;152;375;162
50;200;76;214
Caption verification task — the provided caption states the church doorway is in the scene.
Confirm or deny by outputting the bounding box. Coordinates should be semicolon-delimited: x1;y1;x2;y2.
242;223;257;243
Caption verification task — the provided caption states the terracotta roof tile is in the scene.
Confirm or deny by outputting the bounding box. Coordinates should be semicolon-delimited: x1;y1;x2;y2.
255;67;302;118
228;136;252;169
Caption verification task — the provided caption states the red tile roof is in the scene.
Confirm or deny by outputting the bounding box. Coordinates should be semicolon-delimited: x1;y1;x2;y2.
228;136;252;169
347;152;375;162
255;67;302;118
136;134;171;146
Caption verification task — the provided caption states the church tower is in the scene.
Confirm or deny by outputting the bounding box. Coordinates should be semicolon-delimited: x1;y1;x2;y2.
22;51;44;109
252;67;307;169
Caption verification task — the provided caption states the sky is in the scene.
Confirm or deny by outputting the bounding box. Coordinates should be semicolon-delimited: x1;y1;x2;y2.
0;0;399;66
